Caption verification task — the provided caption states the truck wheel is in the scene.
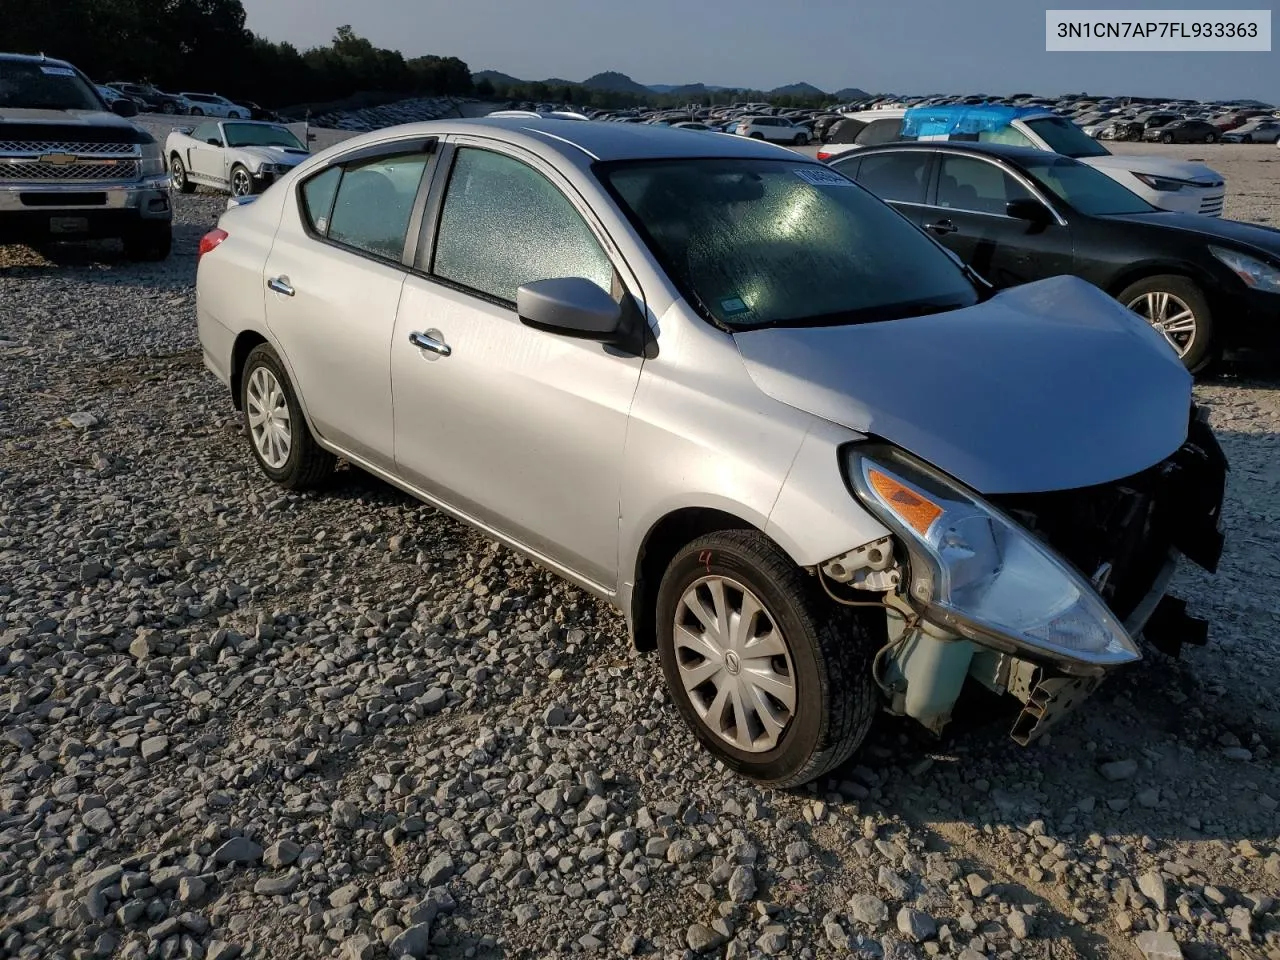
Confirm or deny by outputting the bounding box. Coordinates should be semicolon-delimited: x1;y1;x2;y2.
122;224;172;262
229;164;255;198
169;155;195;194
655;530;878;787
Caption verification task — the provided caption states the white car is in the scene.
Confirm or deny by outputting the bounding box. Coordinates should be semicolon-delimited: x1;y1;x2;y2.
735;116;810;145
819;108;1227;217
179;92;250;119
166;120;310;197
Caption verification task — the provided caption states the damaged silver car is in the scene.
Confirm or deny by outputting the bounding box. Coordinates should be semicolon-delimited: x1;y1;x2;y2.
195;118;1227;787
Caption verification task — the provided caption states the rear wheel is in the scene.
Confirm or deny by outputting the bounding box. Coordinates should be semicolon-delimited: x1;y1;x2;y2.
190;106;204;116
240;344;335;489
656;530;877;787
1119;274;1214;372
1204;132;1217;143
749;132;764;140
122;223;172;262
161;101;176;115
169;154;195;194
793;133;808;145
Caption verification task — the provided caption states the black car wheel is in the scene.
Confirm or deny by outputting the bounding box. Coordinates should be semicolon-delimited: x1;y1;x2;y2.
161;101;176;115
1120;275;1215;372
190;107;204;116
656;530;877;787
1161;132;1174;143
1204;132;1217;143
169;155;195;194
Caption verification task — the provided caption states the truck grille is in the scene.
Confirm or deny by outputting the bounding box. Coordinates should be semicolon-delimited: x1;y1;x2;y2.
0;140;139;156
0;158;141;182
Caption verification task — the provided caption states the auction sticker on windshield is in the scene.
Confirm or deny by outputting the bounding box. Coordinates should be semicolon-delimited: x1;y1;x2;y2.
40;66;78;76
793;167;854;187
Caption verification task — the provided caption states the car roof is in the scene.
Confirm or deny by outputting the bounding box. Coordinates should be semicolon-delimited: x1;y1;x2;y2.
844;140;1064;164
341;117;799;167
0;52;76;68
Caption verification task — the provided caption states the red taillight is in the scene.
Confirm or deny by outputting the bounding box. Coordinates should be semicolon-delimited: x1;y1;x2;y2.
198;228;228;260
816;150;832;162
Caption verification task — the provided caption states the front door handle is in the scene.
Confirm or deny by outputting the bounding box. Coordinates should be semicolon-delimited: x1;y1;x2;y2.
267;276;295;297
409;330;451;358
925;219;957;235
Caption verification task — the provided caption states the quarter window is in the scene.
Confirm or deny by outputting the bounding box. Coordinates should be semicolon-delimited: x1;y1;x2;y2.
300;166;342;235
936;156;1032;216
432;148;612;303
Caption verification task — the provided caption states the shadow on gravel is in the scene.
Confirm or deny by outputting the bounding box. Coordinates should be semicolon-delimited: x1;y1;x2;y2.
0;221;207;274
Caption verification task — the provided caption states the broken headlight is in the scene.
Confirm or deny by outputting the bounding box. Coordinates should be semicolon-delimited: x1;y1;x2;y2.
845;444;1140;673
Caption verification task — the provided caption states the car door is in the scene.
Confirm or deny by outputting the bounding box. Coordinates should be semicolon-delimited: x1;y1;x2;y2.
186;122;226;183
830;150;932;227
926;154;1074;288
390;140;645;589
263;142;436;468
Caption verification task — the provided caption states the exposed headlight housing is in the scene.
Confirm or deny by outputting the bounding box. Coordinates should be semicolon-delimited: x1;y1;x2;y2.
1210;245;1280;294
845;444;1140;674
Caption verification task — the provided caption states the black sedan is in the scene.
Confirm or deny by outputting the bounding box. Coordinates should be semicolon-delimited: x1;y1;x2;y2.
829;141;1280;370
1143;119;1220;143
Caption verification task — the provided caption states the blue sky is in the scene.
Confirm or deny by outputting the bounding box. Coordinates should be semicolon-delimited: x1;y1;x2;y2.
239;0;1276;100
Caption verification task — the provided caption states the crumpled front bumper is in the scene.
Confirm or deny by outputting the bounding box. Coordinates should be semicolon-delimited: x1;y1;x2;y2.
884;406;1228;743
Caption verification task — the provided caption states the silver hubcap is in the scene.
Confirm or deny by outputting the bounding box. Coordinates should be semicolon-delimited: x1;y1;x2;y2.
231;171;251;196
674;576;796;753
246;366;291;468
172;161;184;186
1128;291;1196;356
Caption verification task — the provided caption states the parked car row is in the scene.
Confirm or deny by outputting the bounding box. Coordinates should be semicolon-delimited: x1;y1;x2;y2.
102;81;277;119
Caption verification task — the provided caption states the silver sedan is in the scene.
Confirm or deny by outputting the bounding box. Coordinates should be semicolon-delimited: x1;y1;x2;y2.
195;118;1225;785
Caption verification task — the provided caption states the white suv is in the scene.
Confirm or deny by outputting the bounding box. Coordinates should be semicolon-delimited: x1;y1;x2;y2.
819;108;1226;217
735;116;809;145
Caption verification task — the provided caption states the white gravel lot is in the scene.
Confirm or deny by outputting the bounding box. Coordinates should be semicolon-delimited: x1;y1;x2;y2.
1;138;1278;960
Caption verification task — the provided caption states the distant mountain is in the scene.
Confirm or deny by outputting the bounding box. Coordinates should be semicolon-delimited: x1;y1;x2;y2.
833;87;872;101
770;81;827;98
648;83;729;94
473;70;525;88
580;71;654;95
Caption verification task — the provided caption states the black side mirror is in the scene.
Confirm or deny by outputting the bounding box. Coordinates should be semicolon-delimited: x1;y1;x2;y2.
518;278;622;340
1006;198;1050;222
206;138;222;147
111;98;138;118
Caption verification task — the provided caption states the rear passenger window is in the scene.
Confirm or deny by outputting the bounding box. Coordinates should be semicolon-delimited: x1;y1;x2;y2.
326;154;429;259
300;166;341;235
854;152;930;204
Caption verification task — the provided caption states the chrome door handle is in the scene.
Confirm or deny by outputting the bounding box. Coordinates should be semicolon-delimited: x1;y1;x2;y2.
267;276;295;297
409;330;451;357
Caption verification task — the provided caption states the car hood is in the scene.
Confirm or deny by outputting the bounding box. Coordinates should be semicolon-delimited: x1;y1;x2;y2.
0;108;152;144
734;276;1191;496
235;145;309;165
1082;152;1223;185
1102;210;1280;259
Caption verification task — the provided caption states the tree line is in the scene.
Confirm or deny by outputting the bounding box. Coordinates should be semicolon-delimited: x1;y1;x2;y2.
0;0;835;111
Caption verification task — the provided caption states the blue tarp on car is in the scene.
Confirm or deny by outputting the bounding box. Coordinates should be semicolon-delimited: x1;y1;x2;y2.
902;104;1047;139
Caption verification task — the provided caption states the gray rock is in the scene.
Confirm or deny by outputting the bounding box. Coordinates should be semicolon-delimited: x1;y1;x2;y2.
388;922;433;959
965;872;990;898
849;893;889;926
214;837;264;865
686;923;725;953
897;907;937;942
513;903;540;925
254;870;301;896
177;876;207;903
727;865;756;903
1099;759;1139;781
206;944;242;960
877;865;912;900
1135;931;1182;960
140;735;169;762
82;807;114;833
264;839;302;868
667;838;700;864
341;935;377;960
1007;911;1033;939
756;928;789;954
420;853;455;888
607;828;637;853
1138;870;1169;910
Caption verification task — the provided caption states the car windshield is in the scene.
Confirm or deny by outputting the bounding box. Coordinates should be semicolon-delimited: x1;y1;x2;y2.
223;123;303;149
0;60;101;111
1019;154;1155;216
1022;117;1109;158
599;157;980;330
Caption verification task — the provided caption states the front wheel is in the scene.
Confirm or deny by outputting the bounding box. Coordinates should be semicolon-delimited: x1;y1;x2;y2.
1161;132;1173;143
1119;274;1214;372
656;530;877;787
190;107;204;116
240;344;335;489
1204;133;1217;143
229;164;255;198
793;133;808;145
161;101;176;115
749;132;764;140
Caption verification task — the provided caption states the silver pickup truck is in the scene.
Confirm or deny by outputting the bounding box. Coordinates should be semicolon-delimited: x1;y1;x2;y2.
0;53;172;260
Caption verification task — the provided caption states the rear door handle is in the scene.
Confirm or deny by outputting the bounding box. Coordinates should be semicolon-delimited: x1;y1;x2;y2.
925;219;957;235
267;276;295;297
409;330;451;357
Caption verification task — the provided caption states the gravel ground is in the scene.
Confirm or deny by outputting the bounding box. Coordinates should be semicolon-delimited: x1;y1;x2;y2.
1;145;1279;960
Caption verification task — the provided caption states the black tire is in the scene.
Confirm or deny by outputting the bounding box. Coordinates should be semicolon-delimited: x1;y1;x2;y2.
656;530;877;788
190;107;204;116
121;223;172;261
229;163;255;198
793;133;808;146
1118;274;1215;373
169;154;195;194
749;132;764;140
1161;132;1173;143
1204;133;1217;143
240;343;335;490
161;101;176;115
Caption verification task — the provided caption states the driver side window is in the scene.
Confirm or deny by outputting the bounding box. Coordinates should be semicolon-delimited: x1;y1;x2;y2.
431;148;613;304
191;122;220;144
